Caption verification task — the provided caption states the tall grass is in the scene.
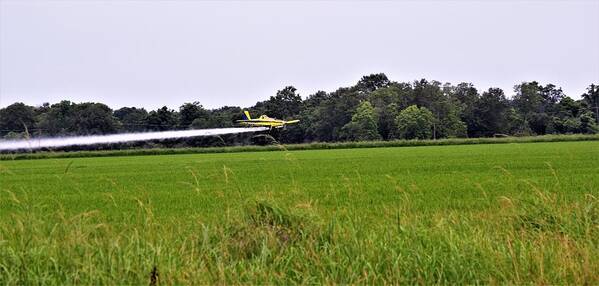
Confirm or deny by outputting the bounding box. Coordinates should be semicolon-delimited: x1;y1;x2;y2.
1;141;597;284
1;185;597;284
2;133;598;161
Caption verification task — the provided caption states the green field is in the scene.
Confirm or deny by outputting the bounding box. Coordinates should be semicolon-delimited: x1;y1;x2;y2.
1;141;598;284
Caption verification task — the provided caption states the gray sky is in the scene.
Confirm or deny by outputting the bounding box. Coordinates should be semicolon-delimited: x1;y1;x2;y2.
1;0;598;110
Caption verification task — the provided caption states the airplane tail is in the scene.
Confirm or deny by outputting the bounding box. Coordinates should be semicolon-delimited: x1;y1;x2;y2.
286;120;300;124
243;110;252;120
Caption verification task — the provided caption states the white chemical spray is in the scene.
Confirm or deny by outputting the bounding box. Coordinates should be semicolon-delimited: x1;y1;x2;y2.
0;127;269;151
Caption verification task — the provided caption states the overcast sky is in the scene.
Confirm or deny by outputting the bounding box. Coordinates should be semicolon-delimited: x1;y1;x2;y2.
1;0;598;110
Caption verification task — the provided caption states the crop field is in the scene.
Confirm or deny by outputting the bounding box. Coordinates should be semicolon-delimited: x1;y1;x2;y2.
0;141;598;284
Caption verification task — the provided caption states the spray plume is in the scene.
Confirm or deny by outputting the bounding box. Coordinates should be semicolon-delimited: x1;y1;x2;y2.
0;127;268;151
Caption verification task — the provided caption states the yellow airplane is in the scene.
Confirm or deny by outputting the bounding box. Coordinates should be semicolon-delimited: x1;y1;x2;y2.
236;111;300;129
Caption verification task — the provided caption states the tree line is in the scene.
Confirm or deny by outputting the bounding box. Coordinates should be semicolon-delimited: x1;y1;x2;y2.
1;73;598;147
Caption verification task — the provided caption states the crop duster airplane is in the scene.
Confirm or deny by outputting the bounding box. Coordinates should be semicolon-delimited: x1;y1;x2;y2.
236;111;300;129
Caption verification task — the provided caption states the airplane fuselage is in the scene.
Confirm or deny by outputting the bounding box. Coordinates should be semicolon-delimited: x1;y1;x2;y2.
236;113;299;129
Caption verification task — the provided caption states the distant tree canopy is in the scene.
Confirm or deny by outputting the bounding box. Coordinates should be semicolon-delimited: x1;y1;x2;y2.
178;102;208;128
0;102;35;136
145;106;178;131
1;73;597;147
340;101;380;141
394;105;435;140
583;84;599;126
114;107;148;132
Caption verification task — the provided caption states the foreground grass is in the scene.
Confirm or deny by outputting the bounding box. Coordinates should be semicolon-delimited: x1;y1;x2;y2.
1;133;598;161
0;141;598;284
2;196;597;284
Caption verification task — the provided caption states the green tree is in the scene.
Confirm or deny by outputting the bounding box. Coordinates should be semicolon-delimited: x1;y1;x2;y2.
298;91;333;142
513;82;543;116
264;86;302;119
203;106;242;128
582;84;599;125
505;107;529;135
448;83;479;137
36;101;77;136
114;107;148;132
394;105;434;140
179;102;208;128
555;97;581;118
472;88;510;136
513;82;565;134
145;106;178;131
35;101;119;135
375;103;399;140
368;83;412;140
411;80;465;138
528;112;551;135
340;101;381;141
0;102;36;137
302;87;361;141
441;109;468;138
355;73;391;94
3;76;594;144
579;111;599;134
73;103;119;135
539;84;565;113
